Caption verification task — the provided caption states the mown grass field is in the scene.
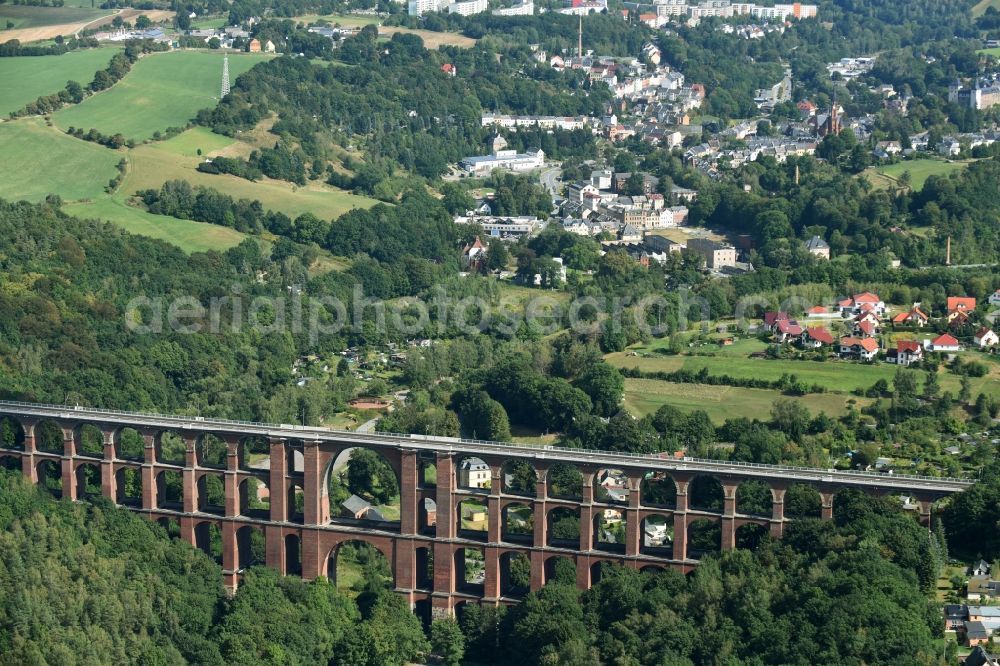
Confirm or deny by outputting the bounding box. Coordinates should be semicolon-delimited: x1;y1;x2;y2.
0;119;120;201
978;46;1000;57
53;50;272;141
863;159;969;191
64;198;247;252
623;378;871;424
0;48;116;117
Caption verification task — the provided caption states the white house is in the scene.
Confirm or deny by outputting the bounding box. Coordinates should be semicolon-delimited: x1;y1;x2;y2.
927;333;962;352
975;327;999;349
458;458;491;488
990;289;1000;307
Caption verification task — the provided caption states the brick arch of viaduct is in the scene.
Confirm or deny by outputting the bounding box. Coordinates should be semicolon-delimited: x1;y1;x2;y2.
0;409;948;618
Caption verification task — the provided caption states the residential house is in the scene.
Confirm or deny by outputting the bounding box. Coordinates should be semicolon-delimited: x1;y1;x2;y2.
459;458;491;488
341;495;386;521
975;327;999;349
805;235;830;259
806;305;840;319
965;646;1000;666
800;326;834;348
967;620;991;647
950;309;972;328
948;296;978;314
973;560;992;577
885;340;923;366
852;317;879;338
461;237;487;270
946;604;969;630
892;305;929;327
775;319;804;343
763;311;790;331
969;606;1000;628
248;38;262;52
969;577;1000;601
990;289;1000;307
928;333;961;352
839;336;879;361
838;291;886;316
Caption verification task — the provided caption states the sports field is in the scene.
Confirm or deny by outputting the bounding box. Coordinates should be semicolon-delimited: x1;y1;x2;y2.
53;50;271;141
863;159;969;191
0;119;120;201
0;48;116;117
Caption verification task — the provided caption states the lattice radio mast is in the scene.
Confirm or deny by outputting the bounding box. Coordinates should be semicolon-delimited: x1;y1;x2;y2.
221;56;231;98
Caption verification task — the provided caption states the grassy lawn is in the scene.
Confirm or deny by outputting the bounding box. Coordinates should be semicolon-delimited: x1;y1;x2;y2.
64;198;247;252
53;50;272;141
624;378;870;424
0;48;117;116
153;125;236;157
0;119;120;201
864;159;969;191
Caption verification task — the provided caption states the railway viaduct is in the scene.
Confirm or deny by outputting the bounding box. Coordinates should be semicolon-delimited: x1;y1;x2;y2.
0;401;974;618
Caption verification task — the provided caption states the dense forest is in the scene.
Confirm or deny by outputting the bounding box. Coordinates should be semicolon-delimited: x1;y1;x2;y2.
0;470;428;665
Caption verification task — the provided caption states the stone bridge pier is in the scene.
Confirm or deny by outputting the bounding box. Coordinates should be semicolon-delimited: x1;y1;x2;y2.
0;402;966;617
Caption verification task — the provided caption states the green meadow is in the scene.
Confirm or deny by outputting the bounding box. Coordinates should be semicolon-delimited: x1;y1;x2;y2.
864;159;970;191
0;119;120;201
54;50;271;141
0;48;116;116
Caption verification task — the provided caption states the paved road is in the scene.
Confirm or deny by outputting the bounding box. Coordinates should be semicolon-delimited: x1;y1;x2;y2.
539;166;562;195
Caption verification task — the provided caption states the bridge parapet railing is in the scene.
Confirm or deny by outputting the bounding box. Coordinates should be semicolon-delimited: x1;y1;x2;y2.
0;400;971;486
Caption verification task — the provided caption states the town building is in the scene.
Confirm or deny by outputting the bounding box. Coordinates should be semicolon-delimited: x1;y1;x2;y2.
453;215;543;240
686;238;737;269
492;0;534;14
459;147;544;175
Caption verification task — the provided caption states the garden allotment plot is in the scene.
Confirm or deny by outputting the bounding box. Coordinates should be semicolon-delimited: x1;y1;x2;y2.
53;50;271;141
